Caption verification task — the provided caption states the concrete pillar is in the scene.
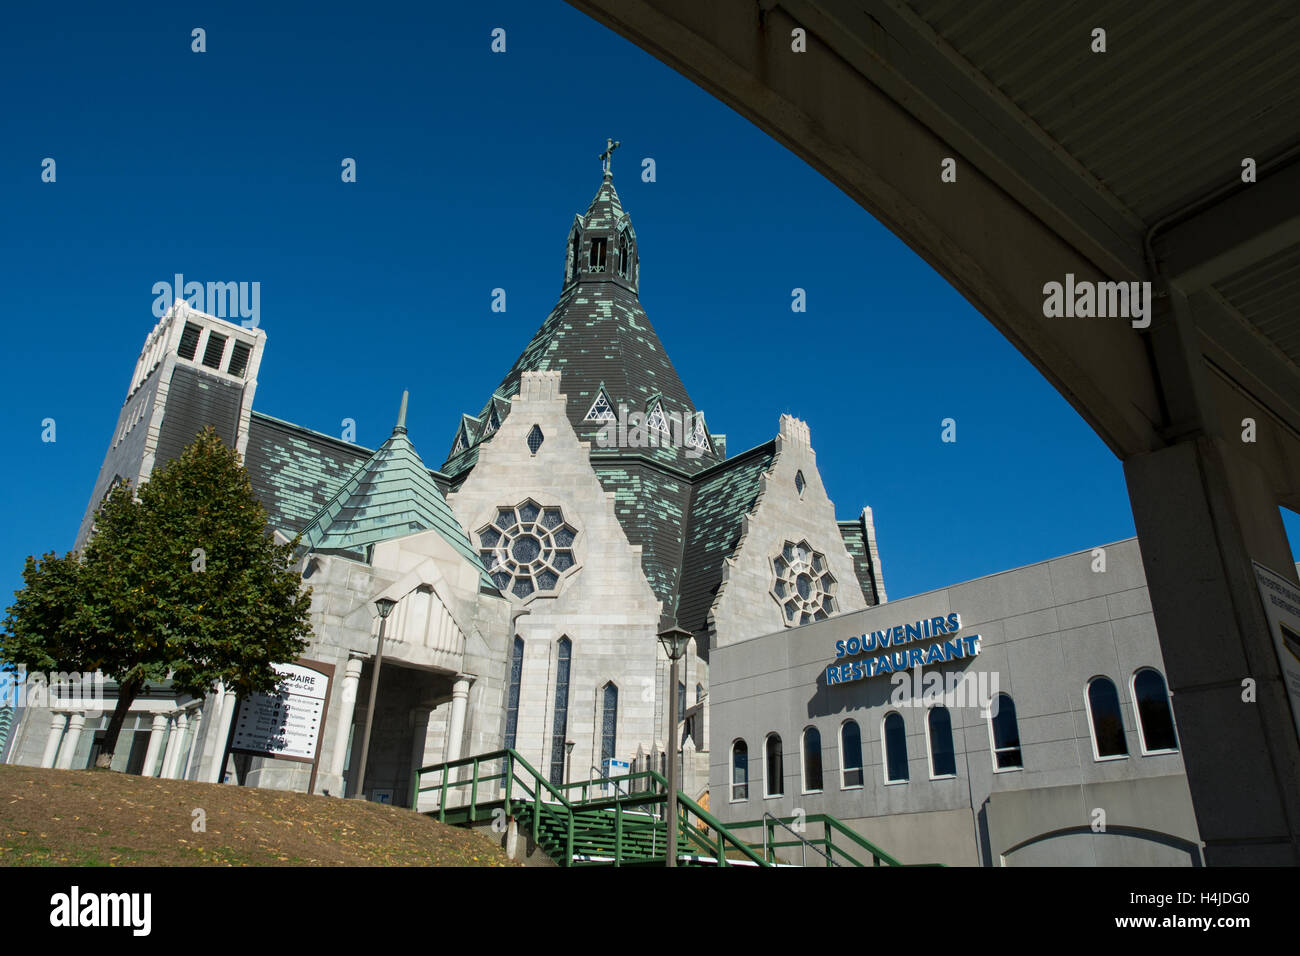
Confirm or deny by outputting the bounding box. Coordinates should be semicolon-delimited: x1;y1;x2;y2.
141;714;168;778
162;712;189;779
1126;435;1300;864
41;712;67;768
55;713;86;770
444;677;473;765
158;714;180;779
205;685;238;783
330;657;364;778
181;708;203;780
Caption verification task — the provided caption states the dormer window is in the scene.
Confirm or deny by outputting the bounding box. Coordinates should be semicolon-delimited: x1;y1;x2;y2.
570;231;581;280
589;238;607;273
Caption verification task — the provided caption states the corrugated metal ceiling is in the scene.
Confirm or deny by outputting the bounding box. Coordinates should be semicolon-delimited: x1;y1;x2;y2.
907;0;1300;223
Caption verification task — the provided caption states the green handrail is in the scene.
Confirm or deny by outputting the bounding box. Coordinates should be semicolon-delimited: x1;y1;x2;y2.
723;812;911;867
416;749;926;867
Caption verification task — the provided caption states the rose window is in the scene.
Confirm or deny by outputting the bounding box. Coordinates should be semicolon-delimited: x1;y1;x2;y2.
477;500;578;599
772;540;836;625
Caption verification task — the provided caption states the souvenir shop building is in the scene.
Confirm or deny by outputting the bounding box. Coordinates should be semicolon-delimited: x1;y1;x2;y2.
709;537;1206;867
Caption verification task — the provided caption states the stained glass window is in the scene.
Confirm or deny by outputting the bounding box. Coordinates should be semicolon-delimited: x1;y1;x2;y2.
548;639;572;786
600;683;618;771
771;540;837;626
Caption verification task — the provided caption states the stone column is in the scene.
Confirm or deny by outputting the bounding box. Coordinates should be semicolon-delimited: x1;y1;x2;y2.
181;708;203;780
55;713;86;770
329;657;364;778
162;712;189;779
141;714;169;778
205;685;238;783
42;712;67;768
444;676;473;765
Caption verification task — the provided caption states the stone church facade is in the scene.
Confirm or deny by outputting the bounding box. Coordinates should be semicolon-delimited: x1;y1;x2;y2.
7;160;886;806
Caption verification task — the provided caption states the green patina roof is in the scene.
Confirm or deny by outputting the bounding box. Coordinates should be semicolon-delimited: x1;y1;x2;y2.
299;401;493;587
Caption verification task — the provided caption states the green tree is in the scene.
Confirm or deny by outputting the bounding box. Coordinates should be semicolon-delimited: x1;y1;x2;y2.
3;427;312;768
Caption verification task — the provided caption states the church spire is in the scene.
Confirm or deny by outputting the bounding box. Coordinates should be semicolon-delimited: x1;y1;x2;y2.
563;140;638;293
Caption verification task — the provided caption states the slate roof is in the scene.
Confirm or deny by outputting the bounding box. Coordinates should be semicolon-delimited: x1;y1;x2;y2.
244;411;455;532
245;413;374;536
443;172;719;480
675;441;777;636
295;413;494;588
430;169;882;629
838;519;881;607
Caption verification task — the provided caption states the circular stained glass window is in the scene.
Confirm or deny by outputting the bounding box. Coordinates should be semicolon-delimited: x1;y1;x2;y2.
477;500;579;600
771;539;837;626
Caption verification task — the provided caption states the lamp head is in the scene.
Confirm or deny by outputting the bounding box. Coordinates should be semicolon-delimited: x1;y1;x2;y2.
375;597;398;619
657;627;693;661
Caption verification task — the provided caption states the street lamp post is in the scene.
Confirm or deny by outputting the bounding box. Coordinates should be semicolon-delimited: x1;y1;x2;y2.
353;596;398;799
657;626;693;868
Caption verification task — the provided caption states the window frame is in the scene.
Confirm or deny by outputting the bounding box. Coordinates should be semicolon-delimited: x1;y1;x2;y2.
1085;675;1130;761
840;719;864;790
730;738;749;802
986;692;1024;773
925;706;958;780
763;732;784;798
1131;667;1180;756
800;725;823;794
881;711;909;785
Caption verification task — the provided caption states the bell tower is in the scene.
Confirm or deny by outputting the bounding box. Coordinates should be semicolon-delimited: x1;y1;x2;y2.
74;301;265;549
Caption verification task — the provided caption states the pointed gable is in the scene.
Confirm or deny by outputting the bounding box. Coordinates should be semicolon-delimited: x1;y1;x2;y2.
300;395;492;587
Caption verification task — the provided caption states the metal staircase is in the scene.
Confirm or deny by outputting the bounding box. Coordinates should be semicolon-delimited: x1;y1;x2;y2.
413;749;926;867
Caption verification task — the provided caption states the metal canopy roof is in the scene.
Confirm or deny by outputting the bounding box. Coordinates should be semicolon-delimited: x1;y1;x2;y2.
567;0;1300;504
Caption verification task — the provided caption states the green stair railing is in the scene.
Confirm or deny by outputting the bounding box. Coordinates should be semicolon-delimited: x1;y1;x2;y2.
721;813;934;866
413;750;771;866
413;750;923;867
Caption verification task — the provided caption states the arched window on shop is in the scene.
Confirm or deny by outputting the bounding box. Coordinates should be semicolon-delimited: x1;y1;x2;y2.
1133;668;1179;754
764;733;784;797
731;739;749;800
989;693;1023;770
841;720;863;788
801;726;823;792
1087;676;1129;759
883;712;908;783
927;707;956;778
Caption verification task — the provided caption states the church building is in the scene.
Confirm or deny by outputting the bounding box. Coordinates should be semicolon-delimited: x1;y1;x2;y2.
6;152;886;808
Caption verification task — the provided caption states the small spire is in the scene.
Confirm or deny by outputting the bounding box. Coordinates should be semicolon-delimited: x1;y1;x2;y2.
599;137;620;177
394;389;409;434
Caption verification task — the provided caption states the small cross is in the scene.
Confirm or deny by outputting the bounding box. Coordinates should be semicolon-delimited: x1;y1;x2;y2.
599;138;621;175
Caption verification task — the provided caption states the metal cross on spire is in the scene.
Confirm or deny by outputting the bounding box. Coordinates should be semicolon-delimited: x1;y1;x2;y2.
599;138;621;175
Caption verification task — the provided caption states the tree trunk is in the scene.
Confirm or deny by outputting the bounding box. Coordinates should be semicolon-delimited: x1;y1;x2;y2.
94;674;143;769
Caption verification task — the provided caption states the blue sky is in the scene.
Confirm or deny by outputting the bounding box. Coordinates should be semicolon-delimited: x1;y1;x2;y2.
2;0;1293;610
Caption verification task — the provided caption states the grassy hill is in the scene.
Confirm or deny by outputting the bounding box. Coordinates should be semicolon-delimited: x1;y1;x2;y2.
0;765;516;867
